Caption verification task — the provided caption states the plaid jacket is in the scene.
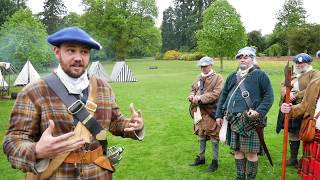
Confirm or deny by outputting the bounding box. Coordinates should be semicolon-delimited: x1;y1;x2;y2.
3;76;140;179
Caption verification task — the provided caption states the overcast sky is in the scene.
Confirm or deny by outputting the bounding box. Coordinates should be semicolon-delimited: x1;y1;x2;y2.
27;0;320;35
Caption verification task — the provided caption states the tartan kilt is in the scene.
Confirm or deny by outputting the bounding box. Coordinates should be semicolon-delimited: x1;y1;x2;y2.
226;113;265;154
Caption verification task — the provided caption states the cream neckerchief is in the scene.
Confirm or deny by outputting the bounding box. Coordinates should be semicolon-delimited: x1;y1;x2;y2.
55;65;89;94
201;69;213;77
237;65;253;78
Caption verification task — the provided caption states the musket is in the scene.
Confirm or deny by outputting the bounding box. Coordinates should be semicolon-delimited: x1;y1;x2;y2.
281;61;292;180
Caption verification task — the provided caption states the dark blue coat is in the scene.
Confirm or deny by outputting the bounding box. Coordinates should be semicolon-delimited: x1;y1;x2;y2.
215;67;274;120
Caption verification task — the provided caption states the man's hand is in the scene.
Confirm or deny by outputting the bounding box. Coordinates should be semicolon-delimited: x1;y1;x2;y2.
35;120;85;159
192;95;201;104
289;92;296;102
124;103;144;132
216;118;223;127
247;109;260;119
188;95;194;102
281;103;292;114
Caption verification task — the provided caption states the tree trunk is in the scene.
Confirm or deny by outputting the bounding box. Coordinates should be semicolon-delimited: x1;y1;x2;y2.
219;57;224;72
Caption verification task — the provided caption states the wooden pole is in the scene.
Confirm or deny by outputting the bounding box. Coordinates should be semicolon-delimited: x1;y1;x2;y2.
281;61;292;180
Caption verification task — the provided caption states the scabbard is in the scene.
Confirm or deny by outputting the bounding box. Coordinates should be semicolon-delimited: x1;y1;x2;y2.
255;126;273;166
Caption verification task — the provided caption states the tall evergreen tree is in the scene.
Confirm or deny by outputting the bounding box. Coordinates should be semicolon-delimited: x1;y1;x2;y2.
173;0;213;51
41;0;67;34
247;30;266;53
161;7;176;52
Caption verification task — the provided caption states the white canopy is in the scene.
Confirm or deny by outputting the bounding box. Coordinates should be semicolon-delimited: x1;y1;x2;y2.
88;61;111;82
14;60;40;86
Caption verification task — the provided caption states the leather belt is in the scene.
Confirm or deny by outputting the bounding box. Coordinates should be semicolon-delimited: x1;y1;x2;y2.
64;146;103;164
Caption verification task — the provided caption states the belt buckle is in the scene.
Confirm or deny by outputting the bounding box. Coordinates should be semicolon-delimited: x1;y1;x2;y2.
85;100;97;113
68;100;85;115
241;90;250;98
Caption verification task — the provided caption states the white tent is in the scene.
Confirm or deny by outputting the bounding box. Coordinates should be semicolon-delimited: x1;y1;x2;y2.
14;60;40;86
88;61;111;82
0;70;8;90
110;61;137;82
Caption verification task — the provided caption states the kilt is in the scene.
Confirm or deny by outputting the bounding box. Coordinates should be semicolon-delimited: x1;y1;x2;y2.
298;130;320;179
226;113;264;154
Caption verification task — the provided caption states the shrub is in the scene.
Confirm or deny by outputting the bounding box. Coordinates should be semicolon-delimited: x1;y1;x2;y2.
163;50;181;60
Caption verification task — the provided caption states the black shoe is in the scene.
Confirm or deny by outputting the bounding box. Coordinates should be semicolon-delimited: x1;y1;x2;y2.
190;156;205;166
286;158;298;167
208;160;218;172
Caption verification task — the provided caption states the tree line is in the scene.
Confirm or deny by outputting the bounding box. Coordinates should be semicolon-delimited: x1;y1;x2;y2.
161;0;320;58
0;0;319;71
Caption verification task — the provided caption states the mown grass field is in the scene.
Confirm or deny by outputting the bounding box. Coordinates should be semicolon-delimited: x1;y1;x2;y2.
0;58;320;180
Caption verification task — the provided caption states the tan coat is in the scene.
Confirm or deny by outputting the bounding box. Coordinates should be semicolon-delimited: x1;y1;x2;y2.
290;77;320;118
281;69;320;103
190;72;224;139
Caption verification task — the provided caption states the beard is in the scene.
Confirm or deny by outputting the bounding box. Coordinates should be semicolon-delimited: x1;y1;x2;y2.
239;64;249;70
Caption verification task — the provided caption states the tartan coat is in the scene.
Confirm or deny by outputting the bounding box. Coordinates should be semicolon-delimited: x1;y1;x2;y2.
3;75;141;179
189;72;224;139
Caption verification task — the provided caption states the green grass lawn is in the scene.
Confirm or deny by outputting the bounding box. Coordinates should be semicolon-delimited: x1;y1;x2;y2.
1;58;319;180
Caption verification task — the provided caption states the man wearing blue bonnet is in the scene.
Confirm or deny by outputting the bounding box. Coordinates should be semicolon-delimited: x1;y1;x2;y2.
215;47;274;179
276;53;320;167
4;26;144;179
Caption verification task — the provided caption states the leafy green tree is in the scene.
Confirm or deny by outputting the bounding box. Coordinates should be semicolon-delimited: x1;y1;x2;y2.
0;0;26;26
247;30;266;54
61;12;81;27
41;0;67;34
264;43;282;57
161;7;177;52
82;0;160;60
269;0;306;55
0;9;53;70
287;24;320;55
197;0;246;71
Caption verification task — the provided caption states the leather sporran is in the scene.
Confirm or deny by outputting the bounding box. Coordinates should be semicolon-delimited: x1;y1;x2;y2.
299;117;316;142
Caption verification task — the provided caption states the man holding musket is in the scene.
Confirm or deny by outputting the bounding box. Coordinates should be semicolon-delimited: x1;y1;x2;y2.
215;47;274;180
3;27;144;179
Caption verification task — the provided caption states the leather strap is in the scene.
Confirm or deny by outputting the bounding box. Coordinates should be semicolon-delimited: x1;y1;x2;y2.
64;146;103;164
43;74;105;140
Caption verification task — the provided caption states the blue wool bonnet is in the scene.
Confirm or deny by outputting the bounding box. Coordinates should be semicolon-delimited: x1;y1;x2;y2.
293;53;312;64
47;27;102;50
197;56;213;66
235;47;256;60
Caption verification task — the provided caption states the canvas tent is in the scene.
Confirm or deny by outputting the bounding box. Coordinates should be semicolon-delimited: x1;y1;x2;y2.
110;61;137;82
14;60;40;86
0;62;17;96
88;61;111;82
0;70;8;90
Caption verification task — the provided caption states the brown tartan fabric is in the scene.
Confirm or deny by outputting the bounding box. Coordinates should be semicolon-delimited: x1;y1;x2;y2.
3;76;140;179
190;72;224;139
